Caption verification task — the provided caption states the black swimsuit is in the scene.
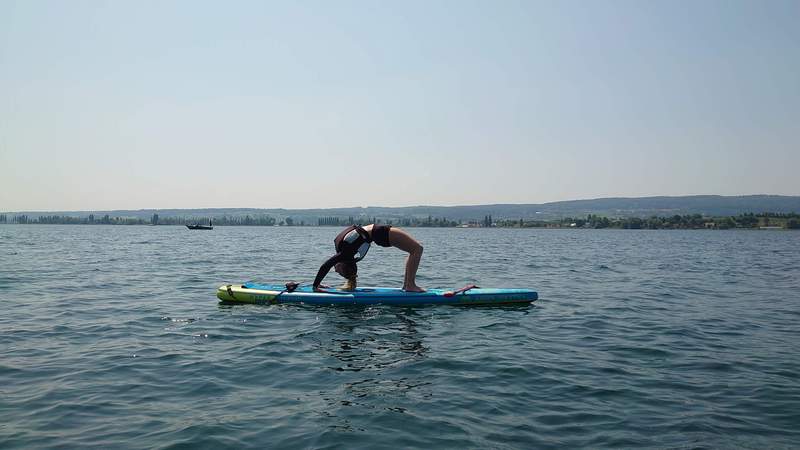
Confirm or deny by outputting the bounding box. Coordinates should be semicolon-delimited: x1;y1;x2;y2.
372;224;392;247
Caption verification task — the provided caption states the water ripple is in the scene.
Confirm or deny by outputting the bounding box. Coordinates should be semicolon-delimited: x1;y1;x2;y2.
0;226;799;449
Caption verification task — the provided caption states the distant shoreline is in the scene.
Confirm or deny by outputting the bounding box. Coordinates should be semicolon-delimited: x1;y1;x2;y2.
3;195;799;230
2;212;798;230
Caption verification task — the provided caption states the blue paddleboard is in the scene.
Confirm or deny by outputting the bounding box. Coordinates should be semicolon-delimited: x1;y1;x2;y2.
217;283;537;306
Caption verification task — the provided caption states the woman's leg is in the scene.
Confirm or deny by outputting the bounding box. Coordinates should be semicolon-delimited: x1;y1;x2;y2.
388;227;425;292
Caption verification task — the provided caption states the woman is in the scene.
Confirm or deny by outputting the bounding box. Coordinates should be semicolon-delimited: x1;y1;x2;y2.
313;224;425;292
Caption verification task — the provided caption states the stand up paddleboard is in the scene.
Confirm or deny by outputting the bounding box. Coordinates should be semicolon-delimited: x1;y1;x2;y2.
217;283;537;306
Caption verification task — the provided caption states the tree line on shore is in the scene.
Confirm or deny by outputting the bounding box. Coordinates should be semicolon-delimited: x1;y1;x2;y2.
495;213;800;229
1;214;280;226
1;212;798;229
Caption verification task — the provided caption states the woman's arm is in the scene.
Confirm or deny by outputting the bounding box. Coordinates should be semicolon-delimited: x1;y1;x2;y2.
313;253;344;291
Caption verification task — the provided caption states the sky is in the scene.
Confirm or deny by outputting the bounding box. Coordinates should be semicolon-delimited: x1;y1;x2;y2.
1;0;798;211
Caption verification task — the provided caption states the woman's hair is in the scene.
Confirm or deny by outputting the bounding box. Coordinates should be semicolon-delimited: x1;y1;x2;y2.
342;277;357;291
335;261;358;291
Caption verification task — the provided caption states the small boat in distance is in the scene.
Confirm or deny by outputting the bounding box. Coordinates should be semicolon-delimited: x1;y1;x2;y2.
187;220;213;230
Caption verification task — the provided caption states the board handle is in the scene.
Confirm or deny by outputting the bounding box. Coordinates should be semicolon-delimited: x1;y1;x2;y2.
443;284;479;297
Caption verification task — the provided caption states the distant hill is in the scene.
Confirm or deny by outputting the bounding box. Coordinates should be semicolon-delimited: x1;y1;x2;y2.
4;195;799;223
526;195;800;218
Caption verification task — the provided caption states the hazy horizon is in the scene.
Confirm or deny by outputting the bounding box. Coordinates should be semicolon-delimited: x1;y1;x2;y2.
2;1;798;211
2;193;798;215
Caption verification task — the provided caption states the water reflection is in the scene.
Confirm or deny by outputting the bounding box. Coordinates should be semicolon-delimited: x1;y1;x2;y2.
312;307;433;429
318;307;429;372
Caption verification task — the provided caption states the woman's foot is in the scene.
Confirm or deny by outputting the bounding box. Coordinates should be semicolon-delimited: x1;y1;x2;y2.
403;285;426;293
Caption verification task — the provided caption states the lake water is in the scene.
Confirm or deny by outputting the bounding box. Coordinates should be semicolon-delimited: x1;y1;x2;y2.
1;225;798;449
